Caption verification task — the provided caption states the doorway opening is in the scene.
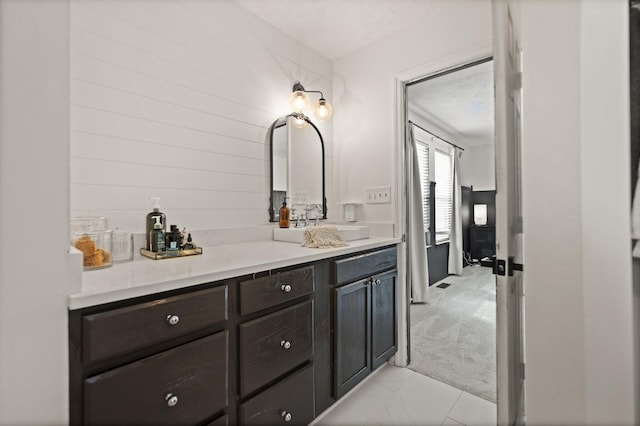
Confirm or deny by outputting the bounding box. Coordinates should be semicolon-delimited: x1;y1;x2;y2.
404;57;497;404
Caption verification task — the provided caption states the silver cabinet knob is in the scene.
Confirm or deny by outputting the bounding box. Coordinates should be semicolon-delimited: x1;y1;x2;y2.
165;393;178;407
166;314;180;326
376;279;381;285
281;411;292;422
280;340;291;349
281;284;292;293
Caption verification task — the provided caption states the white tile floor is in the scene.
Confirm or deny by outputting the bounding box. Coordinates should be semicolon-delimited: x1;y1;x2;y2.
312;364;496;426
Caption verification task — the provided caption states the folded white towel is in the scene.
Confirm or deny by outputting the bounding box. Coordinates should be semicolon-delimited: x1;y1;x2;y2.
303;226;347;248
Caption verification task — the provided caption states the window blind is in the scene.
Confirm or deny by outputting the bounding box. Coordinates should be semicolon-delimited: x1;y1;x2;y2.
435;149;452;240
416;141;430;228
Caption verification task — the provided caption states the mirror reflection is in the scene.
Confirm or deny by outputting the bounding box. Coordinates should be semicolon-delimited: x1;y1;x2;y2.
269;113;326;222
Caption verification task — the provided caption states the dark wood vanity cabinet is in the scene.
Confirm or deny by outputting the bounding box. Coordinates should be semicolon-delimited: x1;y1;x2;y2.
331;247;398;399
70;245;397;425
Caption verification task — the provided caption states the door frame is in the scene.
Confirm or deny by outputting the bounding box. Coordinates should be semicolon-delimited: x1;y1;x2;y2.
392;42;493;372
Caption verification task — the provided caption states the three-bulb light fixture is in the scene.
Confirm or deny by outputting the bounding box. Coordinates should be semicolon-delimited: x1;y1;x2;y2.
288;81;333;128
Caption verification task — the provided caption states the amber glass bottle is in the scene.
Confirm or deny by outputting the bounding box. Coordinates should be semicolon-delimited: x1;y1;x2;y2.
279;200;290;228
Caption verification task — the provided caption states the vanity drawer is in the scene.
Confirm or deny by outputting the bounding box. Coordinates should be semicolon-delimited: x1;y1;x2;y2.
83;285;227;364
239;300;313;396
239;364;314;425
206;413;228;426
332;247;397;285
239;266;314;316
84;331;228;425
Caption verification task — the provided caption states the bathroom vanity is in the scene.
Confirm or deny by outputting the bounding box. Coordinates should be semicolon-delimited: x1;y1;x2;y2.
68;237;399;425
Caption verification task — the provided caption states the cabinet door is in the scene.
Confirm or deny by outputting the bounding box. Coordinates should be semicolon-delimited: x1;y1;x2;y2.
333;279;370;399
371;270;397;370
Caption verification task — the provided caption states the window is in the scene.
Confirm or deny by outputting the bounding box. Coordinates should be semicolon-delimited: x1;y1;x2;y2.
434;149;452;243
416;141;430;229
413;126;454;244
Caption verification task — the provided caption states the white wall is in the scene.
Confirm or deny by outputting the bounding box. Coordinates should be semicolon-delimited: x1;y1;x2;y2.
0;0;70;424
333;0;492;225
521;0;635;424
69;0;334;231
580;1;635;423
460;144;495;190
0;1;335;423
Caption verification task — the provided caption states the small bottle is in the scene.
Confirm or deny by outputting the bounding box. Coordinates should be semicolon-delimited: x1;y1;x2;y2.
145;197;166;250
279;200;290;228
166;224;181;256
150;223;165;253
180;227;187;249
182;233;197;254
183;233;196;250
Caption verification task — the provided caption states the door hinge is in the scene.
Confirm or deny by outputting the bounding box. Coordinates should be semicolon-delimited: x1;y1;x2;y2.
515;71;522;90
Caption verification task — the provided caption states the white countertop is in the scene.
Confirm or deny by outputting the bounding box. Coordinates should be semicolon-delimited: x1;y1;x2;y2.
68;237;400;310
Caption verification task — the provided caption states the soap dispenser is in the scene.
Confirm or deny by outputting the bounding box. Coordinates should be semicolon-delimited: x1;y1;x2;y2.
145;197;166;250
279;199;290;228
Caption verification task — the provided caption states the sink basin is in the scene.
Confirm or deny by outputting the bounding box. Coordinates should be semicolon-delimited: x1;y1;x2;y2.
273;225;370;244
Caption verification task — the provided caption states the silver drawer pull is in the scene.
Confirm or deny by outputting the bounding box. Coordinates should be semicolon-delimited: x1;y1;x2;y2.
166;314;180;326
165;393;178;407
280;340;291;349
281;410;292;422
281;284;292;293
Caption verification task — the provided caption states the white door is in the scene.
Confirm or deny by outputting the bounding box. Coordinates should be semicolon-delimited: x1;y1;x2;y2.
493;0;525;424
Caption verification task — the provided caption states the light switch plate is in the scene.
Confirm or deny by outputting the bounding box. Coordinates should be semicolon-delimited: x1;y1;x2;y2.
365;186;391;204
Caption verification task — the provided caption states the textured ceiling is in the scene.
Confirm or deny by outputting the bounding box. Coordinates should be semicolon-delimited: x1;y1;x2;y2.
408;60;494;147
233;0;435;60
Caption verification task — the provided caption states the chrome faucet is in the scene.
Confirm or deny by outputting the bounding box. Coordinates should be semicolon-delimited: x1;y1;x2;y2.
307;204;322;226
303;206;310;227
292;204;308;228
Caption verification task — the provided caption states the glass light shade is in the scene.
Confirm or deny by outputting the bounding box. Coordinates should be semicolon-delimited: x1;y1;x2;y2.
292;114;309;129
289;90;310;112
313;98;333;121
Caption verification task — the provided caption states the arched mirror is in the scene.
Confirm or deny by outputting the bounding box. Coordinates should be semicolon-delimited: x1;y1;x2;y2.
269;113;327;222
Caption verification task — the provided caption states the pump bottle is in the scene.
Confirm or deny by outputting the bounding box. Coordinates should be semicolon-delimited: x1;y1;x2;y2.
145;197;166;250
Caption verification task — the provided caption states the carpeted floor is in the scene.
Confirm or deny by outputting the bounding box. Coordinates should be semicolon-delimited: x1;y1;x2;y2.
409;265;497;403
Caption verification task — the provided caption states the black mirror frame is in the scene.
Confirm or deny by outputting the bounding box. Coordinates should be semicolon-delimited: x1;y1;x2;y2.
268;113;327;222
